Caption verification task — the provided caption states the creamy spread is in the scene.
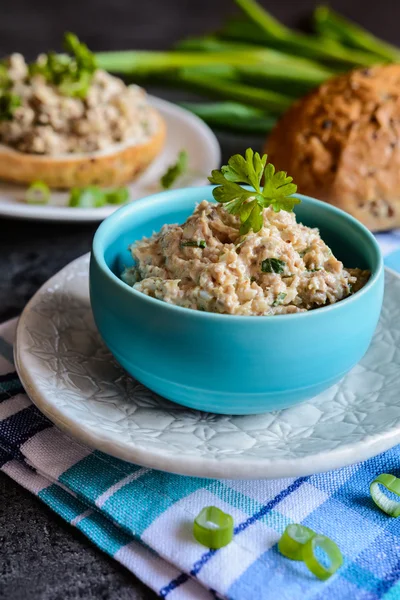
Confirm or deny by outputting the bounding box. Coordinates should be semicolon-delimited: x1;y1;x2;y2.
0;53;158;155
122;200;370;316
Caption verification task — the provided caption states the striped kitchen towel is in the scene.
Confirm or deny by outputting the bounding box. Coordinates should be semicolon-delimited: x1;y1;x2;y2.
1;242;400;600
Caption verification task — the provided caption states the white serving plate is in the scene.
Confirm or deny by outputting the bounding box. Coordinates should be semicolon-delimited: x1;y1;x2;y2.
0;96;220;222
15;254;400;479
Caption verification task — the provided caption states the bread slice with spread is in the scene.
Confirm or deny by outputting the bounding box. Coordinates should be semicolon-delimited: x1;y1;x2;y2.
0;38;166;188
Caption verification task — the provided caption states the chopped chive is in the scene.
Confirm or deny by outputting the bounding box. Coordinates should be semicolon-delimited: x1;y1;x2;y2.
261;257;286;274
308;267;322;272
181;239;206;248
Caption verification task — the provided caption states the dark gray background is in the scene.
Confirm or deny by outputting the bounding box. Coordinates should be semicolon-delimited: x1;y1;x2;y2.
0;1;398;598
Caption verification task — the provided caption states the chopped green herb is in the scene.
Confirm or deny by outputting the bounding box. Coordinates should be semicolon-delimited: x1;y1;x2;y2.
208;148;299;235
348;282;353;293
273;292;287;306
299;248;310;257
160;150;189;189
30;32;97;99
308;267;322;272
181;239;206;248
105;187;130;205
69;186;106;208
0;91;21;121
25;181;51;204
261;257;286;274
69;185;129;208
0;62;10;89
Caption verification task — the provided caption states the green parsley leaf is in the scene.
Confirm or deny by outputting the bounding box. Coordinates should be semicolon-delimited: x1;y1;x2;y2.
273;292;287;306
181;239;206;248
209;148;299;234
25;181;51;204
160;150;188;189
0;91;21;121
261;258;286;274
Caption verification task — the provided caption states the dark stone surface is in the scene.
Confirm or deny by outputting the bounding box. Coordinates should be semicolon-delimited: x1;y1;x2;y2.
0;1;399;598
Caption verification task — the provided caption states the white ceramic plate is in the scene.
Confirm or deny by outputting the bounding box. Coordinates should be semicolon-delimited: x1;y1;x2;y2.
15;255;400;479
0;96;220;222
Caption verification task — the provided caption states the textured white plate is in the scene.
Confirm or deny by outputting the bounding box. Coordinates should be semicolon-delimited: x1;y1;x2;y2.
15;254;400;479
0;96;220;222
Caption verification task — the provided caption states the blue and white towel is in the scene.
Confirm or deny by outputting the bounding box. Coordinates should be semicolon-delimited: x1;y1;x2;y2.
1;236;400;600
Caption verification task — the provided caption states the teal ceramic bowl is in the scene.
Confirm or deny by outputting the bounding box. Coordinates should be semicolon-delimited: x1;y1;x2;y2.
90;187;384;415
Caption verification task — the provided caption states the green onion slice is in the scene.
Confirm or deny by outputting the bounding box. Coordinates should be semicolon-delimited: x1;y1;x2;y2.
302;534;343;580
25;181;51;204
278;523;315;560
69;186;106;208
193;506;234;549
370;474;400;517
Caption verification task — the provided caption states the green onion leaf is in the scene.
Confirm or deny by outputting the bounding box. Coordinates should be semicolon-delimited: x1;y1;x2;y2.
370;474;400;517
261;258;286;274
193;506;234;549
160;150;188;189
25;181;51;204
181;239;206;248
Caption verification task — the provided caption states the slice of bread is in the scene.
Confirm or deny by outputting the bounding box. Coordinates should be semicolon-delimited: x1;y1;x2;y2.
0;108;166;189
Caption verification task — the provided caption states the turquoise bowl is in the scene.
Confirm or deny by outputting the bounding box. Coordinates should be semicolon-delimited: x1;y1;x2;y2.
90;187;384;415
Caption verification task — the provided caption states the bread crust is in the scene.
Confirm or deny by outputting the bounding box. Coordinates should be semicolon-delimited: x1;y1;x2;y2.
0;108;166;188
267;65;400;231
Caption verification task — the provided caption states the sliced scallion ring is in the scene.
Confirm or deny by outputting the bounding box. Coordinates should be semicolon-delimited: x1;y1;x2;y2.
302;534;343;580
278;523;315;560
25;180;51;204
370;473;400;517
193;506;234;549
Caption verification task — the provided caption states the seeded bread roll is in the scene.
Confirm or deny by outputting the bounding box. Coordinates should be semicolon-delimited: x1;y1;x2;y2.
267;65;400;231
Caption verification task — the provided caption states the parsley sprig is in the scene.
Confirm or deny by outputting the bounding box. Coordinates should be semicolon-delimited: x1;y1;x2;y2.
208;148;299;235
30;32;97;99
